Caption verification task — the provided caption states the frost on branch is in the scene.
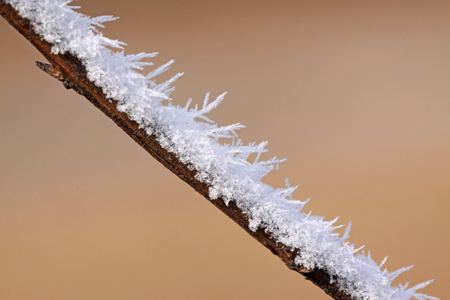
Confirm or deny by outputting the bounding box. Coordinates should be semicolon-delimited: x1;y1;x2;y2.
3;0;438;299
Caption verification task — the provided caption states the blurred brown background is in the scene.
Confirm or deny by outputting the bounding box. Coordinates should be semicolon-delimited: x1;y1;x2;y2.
1;0;449;299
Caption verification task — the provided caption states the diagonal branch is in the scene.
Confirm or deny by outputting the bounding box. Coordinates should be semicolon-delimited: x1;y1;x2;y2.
1;2;351;298
1;2;406;299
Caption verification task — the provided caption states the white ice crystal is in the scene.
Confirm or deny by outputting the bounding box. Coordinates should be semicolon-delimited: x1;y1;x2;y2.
4;0;438;299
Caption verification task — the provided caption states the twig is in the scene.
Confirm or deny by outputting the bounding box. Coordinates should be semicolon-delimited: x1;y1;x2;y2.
0;2;352;299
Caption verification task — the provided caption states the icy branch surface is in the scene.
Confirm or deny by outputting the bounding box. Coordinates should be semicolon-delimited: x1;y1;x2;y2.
5;1;437;299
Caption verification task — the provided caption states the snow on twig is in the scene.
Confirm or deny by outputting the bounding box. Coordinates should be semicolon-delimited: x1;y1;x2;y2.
3;0;437;299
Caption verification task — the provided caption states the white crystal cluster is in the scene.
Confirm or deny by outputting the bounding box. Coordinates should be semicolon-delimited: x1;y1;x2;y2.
4;0;437;299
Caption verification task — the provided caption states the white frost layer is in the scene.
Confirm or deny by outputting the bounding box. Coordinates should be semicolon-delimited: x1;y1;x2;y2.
5;0;438;299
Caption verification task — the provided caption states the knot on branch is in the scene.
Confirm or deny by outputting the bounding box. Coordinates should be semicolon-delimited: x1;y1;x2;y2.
36;61;74;90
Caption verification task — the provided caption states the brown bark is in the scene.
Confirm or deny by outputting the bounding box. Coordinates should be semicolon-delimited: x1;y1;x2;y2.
1;2;354;299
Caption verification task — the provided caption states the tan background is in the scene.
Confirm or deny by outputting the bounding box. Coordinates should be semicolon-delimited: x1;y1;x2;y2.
1;0;449;299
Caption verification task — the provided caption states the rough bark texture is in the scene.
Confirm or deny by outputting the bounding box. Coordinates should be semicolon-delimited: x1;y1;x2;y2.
1;2;354;299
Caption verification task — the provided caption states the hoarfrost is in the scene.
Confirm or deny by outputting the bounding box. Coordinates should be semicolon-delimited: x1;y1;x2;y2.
4;0;438;299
